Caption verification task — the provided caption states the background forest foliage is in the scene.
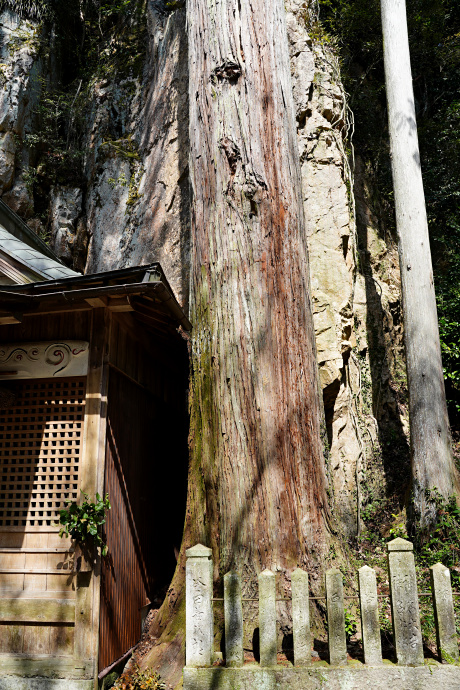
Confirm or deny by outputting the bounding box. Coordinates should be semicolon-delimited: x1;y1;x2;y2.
318;0;460;426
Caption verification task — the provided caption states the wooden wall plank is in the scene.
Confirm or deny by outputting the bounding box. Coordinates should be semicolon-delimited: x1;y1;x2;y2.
0;574;22;589
23;622;50;654
0;624;23;653
50;622;74;655
45;572;75;592
24;535;47;591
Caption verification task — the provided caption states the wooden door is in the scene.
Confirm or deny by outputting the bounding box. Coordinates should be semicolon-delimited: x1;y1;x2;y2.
0;377;88;672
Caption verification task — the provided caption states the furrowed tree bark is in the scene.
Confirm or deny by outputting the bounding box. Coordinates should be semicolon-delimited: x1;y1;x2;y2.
138;0;333;685
381;0;459;529
186;0;331;574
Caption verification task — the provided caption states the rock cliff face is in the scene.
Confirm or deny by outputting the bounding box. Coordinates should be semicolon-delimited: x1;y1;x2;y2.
286;1;408;536
81;3;190;306
0;1;408;536
0;10;41;217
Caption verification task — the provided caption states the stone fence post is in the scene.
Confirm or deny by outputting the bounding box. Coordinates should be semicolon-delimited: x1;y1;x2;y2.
224;571;244;666
186;544;213;667
259;569;277;666
430;562;459;662
326;568;347;665
358;565;382;665
387;538;424;665
291;568;311;666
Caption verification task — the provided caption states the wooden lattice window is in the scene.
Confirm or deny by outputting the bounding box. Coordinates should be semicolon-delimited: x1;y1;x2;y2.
0;377;86;528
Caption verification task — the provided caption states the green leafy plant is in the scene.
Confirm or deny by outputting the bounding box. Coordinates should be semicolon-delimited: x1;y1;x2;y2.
58;491;111;556
112;665;165;690
22;165;39;195
388;513;408;540
344;609;357;640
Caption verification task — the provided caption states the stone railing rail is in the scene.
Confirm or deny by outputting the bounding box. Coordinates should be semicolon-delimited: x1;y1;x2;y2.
183;538;460;690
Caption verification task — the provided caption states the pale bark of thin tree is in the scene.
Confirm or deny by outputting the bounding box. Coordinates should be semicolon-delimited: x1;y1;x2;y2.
381;0;459;528
139;0;333;684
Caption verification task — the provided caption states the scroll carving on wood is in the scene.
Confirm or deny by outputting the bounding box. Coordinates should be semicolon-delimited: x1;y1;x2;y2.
0;341;89;379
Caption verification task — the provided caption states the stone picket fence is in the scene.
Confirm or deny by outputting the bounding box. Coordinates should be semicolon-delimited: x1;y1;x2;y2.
183;538;460;689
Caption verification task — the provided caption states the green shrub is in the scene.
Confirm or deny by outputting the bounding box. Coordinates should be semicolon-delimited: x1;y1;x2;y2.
58;491;111;556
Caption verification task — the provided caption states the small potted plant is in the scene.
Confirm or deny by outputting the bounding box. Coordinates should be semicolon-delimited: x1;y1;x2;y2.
58;491;111;571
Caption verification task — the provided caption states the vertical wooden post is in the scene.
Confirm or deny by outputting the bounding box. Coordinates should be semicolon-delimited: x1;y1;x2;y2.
258;569;277;667
430;563;459;662
326;568;347;665
224;571;243;667
74;307;110;684
387;538;424;665
291;568;311;666
185;544;213;667
358;565;382;665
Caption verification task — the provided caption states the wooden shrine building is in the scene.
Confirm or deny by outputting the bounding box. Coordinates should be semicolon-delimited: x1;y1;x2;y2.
0;212;190;689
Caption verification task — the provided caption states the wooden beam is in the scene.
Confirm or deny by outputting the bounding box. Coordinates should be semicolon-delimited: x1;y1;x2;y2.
0;656;94;679
0;303;93;323
0;314;22;325
0;549;73;554
22;303;93;317
74;307;111;671
0;598;75;623
108;297;133;312
0;568;75;575
85;296;108;308
0;589;76;600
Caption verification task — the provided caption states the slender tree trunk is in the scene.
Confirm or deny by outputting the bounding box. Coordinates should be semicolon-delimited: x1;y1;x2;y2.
138;0;333;684
381;0;459;528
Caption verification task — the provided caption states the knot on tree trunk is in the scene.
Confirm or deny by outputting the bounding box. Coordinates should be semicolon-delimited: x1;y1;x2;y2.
211;60;242;83
219;137;241;175
243;170;267;202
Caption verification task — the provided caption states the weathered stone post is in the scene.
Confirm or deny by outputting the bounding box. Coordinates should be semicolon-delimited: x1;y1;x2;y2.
430;563;459;662
387;537;424;665
259;569;277;666
326;568;347;665
291;568;311;666
186;544;213;667
358;565;382;665
224;571;244;666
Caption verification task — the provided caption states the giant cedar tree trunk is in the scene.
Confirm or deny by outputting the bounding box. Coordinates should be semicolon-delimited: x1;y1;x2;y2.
139;1;332;684
381;0;459;529
186;0;332;576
